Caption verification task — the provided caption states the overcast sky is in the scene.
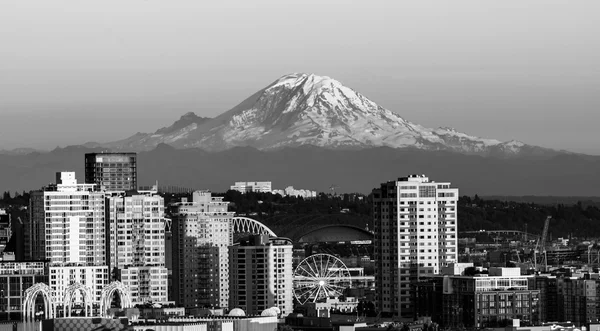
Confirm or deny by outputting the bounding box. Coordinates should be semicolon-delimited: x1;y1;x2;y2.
1;1;599;154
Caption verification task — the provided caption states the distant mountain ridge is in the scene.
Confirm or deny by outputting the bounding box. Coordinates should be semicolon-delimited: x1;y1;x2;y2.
0;145;598;196
89;73;565;158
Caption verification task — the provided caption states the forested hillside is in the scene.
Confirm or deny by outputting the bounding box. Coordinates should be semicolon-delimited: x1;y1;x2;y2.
3;190;600;239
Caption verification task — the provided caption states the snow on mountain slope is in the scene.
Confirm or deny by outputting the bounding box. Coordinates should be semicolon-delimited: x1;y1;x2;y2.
102;73;559;157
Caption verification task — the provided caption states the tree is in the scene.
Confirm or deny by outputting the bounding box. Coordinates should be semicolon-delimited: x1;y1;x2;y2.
278;325;294;331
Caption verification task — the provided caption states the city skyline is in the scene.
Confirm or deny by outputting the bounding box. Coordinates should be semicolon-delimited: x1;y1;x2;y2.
1;1;600;154
3;1;600;328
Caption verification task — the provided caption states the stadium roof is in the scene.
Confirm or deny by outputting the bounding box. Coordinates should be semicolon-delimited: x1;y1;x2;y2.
298;225;373;243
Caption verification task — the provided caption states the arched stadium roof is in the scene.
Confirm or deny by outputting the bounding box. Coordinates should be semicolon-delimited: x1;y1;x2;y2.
298;225;373;243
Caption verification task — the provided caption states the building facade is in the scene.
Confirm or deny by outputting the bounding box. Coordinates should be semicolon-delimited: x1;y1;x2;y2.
106;191;168;305
229;235;293;316
414;268;540;328
230;182;272;193
85;153;137;192
534;275;559;323
0;210;10;256
0;261;47;319
556;277;599;325
442;268;540;328
372;174;458;318
171;191;234;309
30;172;109;304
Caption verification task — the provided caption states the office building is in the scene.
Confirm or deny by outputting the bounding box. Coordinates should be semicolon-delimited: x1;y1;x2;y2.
229;235;293;316
533;275;559;323
171;191;234;309
230;182;272;193
271;186;317;198
85;153;137;191
372;174;458;318
556;277;599;325
29;172;109;304
442;268;540;328
0;261;48;320
106;191;168;305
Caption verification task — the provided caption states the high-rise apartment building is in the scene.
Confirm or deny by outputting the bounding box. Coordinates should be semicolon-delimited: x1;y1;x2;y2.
106;191;168;305
229;235;293;316
372;174;458;318
29;172;109;303
85;153;137;192
170;191;234;309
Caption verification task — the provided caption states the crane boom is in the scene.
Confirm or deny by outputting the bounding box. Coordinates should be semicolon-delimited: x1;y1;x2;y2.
540;216;551;253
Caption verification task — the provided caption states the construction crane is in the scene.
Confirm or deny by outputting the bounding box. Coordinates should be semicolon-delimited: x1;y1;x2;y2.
534;216;551;271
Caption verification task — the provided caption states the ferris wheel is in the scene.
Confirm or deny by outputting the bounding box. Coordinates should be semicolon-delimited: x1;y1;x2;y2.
293;254;351;304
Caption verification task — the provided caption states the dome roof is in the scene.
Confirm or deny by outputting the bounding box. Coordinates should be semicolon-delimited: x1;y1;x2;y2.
298;225;373;243
261;308;278;317
228;308;246;316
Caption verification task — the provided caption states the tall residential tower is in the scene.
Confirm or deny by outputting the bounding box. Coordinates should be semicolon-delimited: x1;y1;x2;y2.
170;191;234;309
229;235;293;316
372;174;458;318
106;190;168;305
29;172;109;303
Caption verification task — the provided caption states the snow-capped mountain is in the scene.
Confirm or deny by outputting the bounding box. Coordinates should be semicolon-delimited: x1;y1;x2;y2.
100;73;560;157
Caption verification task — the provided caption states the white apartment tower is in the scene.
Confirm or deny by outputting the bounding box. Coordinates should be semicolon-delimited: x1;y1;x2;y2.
229;235;294;316
106;191;168;305
171;191;234;309
29;172;109;304
372;174;458;318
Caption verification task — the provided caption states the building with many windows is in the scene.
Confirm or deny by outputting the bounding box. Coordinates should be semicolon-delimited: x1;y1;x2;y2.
414;268;540;328
0;261;47;320
85;153;137;192
170;191;234;309
372;174;458;318
0;210;10;257
229;182;272;193
29;172;109;305
443;268;540;328
106;191;168;305
229;235;293;316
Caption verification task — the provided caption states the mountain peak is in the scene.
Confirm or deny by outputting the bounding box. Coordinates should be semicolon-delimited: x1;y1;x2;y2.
155;113;211;135
96;73;556;158
181;111;198;118
268;73;342;94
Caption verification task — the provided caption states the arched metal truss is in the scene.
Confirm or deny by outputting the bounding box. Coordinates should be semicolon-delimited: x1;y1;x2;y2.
22;283;56;321
63;282;93;317
99;281;132;317
232;217;276;236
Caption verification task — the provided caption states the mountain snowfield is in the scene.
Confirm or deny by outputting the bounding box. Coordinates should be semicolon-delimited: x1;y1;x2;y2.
97;73;557;157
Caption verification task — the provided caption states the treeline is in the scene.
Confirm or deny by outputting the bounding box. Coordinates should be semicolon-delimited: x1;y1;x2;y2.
216;191;373;239
217;190;372;216
458;195;600;238
3;189;600;238
0;191;30;209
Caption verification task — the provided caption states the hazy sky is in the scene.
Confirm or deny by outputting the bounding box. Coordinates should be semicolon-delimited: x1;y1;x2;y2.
1;1;599;154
